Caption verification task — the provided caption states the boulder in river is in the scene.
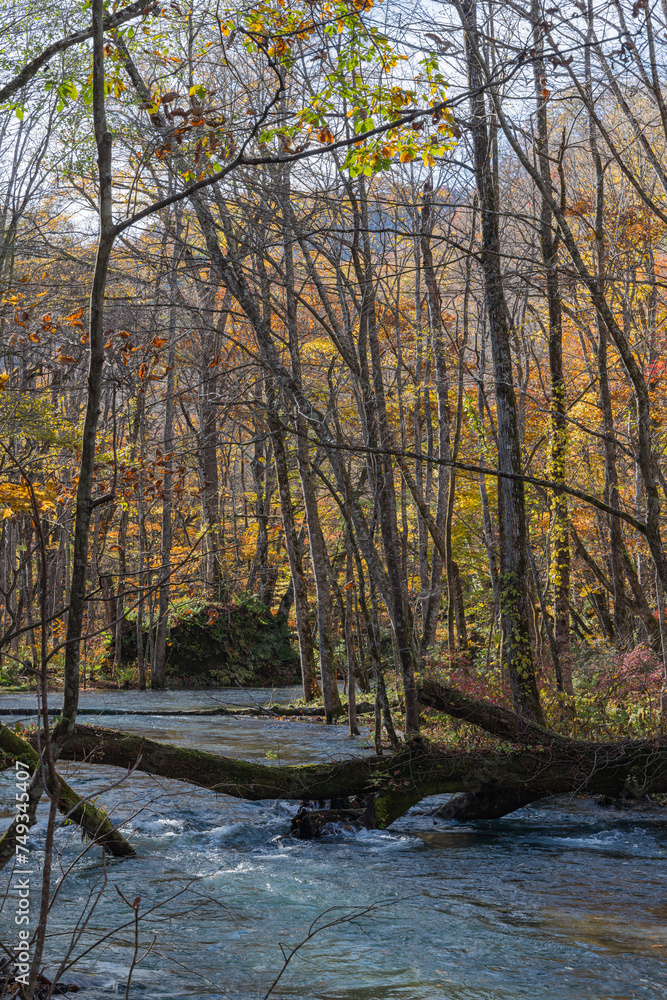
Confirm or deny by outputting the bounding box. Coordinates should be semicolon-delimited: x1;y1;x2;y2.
104;599;301;687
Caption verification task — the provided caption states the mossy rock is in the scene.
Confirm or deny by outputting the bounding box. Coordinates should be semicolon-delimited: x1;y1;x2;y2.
107;599;301;687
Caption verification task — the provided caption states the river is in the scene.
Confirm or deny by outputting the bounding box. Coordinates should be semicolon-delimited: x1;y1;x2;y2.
1;689;666;999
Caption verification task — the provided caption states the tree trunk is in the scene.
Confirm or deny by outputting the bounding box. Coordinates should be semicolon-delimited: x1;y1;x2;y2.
345;540;359;736
462;0;544;724
267;394;319;702
587;79;628;648
355;179;419;733
295;415;342;723
452;562;468;651
153;256;178;689
530;1;572;692
419;177;452;654
59;0;114;732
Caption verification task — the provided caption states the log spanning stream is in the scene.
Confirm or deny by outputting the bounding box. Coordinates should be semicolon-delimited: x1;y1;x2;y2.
1;688;666;999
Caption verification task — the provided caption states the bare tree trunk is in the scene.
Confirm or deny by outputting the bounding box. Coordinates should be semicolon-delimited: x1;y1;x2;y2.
419;177;452;654
295;416;342;722
452;562;468;650
153;254;178;689
580;18;628;651
59;0;114;730
136;466;146;690
355;179;419;732
114;505;128;680
248;383;277;608
199;364;222;600
267;393;319;702
531;0;572;692
444;300;470;653
462;0;544;723
345;540;359;736
275;169;341;719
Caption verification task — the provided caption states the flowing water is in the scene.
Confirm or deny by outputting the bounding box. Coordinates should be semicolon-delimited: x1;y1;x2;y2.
1;689;666;999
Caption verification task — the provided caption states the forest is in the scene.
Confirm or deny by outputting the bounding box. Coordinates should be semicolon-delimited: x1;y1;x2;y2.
1;0;667;995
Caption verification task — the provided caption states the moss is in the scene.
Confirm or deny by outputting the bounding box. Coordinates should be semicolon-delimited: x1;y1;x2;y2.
106;598;300;687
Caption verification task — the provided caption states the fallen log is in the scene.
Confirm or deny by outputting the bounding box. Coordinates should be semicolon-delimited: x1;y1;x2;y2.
0;724;136;866
0;701;378;719
4;682;666;841
432;789;539;821
417;679;627;820
5;721;666;831
417;679;570;747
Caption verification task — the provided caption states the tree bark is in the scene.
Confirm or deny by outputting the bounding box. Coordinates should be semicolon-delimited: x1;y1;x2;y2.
153;251;178;689
462;0;544;723
59;0;114;731
419;177;452;654
354;178;419;732
586;46;628;648
530;2;572;692
295;416;342;723
267;395;319;701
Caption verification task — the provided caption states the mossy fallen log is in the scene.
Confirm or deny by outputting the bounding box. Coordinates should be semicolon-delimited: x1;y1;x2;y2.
4;684;667;843
0;701;377;719
7;721;667;831
417;679;569;746
416;679;661;819
0;724;136;867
